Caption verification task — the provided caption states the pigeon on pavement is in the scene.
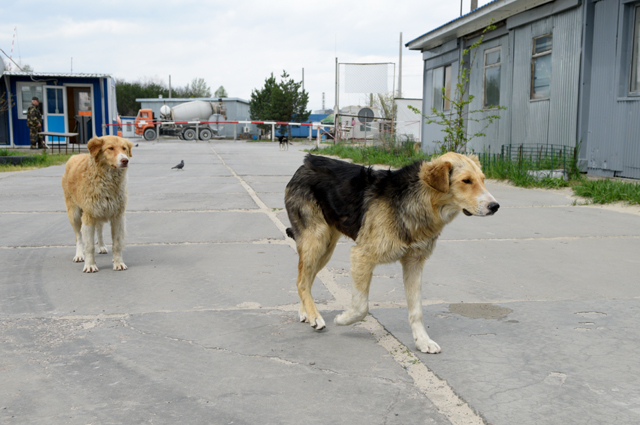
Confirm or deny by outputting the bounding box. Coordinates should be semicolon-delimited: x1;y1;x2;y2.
135;143;139;147
172;160;184;170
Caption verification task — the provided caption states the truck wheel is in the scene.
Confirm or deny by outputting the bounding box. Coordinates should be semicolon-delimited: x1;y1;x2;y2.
183;128;197;140
199;128;212;141
143;128;157;141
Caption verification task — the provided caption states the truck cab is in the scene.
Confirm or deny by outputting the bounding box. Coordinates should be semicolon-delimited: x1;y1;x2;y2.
134;109;157;140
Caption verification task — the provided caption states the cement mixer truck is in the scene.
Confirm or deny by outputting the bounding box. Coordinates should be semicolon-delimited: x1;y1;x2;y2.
134;99;227;141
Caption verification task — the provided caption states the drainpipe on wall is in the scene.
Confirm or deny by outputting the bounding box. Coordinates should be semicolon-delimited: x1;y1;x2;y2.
471;0;478;12
100;78;106;137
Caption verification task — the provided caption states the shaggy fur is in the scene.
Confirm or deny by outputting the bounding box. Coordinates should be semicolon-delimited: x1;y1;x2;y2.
61;136;133;273
284;152;499;353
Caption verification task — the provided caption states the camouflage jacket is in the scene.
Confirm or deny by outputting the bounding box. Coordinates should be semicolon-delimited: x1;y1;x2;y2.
27;105;42;127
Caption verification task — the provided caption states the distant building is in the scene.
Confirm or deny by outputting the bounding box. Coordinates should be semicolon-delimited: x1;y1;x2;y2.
0;67;119;147
407;0;640;179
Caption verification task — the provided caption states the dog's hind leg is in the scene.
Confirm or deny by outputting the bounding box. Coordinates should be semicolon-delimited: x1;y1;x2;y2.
111;214;127;271
335;246;375;326
96;221;108;254
66;205;84;262
295;226;339;330
400;253;441;354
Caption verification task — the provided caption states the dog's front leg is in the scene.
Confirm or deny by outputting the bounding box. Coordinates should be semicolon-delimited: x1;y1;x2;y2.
401;254;441;354
335;246;375;326
111;215;127;271
81;219;98;273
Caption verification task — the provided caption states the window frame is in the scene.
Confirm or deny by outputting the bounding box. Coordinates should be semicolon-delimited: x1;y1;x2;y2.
531;33;553;101
629;5;640;96
17;82;44;119
483;46;502;109
432;64;452;113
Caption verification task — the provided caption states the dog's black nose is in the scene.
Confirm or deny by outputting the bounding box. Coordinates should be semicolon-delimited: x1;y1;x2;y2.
487;202;500;214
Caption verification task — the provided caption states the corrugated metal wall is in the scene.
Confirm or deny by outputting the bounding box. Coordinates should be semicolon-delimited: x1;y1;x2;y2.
421;54;460;152
492;7;581;150
586;0;640;179
466;34;510;153
422;5;583;155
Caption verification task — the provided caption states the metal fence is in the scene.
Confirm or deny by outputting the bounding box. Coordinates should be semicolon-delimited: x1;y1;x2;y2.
478;143;577;172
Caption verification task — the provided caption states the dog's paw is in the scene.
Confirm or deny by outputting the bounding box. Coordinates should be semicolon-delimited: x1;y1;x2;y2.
310;316;326;330
97;246;108;254
83;263;99;273
299;307;308;323
113;261;128;271
334;311;367;326
73;254;85;262
415;338;441;354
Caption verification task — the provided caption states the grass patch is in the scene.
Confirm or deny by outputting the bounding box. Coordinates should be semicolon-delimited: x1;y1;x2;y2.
0;149;75;172
310;141;429;168
572;179;640;205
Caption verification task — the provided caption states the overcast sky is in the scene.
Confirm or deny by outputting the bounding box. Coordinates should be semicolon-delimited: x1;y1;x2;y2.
1;0;491;111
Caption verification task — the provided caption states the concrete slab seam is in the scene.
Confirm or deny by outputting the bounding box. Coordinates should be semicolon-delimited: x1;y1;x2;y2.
0;239;290;250
210;146;487;425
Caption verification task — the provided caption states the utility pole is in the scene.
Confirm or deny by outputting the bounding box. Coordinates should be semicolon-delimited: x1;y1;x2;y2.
398;32;403;99
471;0;478;11
169;75;172;98
302;67;304;92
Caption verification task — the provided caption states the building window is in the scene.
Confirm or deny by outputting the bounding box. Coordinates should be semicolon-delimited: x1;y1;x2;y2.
432;64;452;112
630;6;640;95
484;47;501;108
531;34;552;100
18;83;43;119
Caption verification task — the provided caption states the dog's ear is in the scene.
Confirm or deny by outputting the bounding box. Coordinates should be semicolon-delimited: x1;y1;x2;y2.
420;160;452;193
124;139;133;157
87;137;104;158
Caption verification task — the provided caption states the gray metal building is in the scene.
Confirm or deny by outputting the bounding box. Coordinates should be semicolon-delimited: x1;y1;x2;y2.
136;97;257;139
407;0;640;179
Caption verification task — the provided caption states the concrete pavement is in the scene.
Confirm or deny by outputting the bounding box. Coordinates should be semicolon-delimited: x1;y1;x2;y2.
1;139;639;424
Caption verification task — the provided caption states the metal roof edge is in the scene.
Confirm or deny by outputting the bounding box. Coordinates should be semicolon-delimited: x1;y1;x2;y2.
3;71;111;78
406;0;554;51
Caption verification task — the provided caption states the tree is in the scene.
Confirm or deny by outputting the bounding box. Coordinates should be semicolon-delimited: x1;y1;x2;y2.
214;85;228;98
249;73;277;133
115;78;171;116
186;77;211;98
20;63;33;72
410;24;505;154
249;71;310;137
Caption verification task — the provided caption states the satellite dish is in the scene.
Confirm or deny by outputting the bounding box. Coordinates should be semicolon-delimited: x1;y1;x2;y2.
358;107;374;123
208;114;225;133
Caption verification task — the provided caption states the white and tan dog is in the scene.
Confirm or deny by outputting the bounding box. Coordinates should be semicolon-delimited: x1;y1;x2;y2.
61;136;133;273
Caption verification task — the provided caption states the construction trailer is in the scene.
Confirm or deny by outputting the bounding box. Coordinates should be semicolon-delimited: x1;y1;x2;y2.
0;67;118;147
407;0;640;179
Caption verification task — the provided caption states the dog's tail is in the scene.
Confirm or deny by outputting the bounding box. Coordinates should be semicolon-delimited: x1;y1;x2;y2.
285;228;295;240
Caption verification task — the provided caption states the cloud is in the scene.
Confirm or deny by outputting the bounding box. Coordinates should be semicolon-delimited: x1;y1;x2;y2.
2;0;493;110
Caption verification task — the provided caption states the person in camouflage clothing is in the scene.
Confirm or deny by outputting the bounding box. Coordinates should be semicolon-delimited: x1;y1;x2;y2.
27;97;46;149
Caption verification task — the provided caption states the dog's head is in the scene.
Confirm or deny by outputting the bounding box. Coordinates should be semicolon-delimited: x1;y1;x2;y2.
420;152;499;218
87;136;133;169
